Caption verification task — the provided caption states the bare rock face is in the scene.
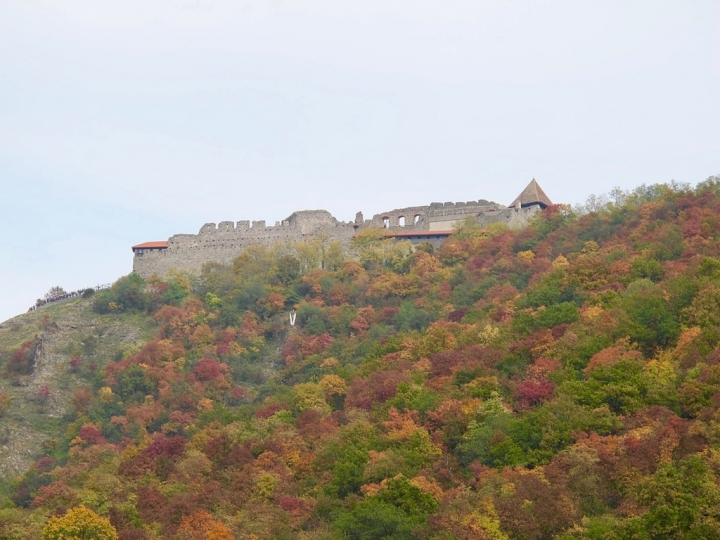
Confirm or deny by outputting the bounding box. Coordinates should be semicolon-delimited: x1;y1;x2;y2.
0;298;149;483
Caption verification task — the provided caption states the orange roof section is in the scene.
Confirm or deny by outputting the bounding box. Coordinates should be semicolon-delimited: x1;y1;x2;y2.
132;241;168;250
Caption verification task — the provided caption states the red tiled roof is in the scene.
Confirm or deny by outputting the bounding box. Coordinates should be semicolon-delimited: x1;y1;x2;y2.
132;241;168;250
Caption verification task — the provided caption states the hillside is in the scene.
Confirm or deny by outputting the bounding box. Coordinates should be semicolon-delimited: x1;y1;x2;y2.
3;177;720;539
0;299;155;492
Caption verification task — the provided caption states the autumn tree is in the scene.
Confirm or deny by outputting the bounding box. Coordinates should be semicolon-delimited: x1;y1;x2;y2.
5;337;39;376
41;505;118;540
606;456;720;538
177;510;233;540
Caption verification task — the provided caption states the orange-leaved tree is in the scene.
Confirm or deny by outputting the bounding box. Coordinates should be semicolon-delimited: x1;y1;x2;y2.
177;510;233;540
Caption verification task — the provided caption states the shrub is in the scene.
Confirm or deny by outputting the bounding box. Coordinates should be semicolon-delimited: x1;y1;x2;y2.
0;393;11;417
82;288;95;298
5;338;39;376
93;274;147;313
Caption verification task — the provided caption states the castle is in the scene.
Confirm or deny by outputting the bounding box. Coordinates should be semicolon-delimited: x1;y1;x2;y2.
132;179;553;278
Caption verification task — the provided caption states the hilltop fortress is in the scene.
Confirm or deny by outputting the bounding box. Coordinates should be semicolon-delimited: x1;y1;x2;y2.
132;179;553;278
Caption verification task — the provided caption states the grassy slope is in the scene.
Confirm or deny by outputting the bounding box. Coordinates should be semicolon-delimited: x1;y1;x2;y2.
0;297;155;492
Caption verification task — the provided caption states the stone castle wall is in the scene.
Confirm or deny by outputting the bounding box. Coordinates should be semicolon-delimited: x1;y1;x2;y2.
476;205;543;229
360;199;501;231
133;210;356;277
133;199;546;278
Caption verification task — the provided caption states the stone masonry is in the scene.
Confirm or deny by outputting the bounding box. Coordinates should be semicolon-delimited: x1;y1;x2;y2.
132;180;553;278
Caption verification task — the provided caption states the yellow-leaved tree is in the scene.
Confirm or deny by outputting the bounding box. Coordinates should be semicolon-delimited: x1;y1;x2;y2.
41;505;117;540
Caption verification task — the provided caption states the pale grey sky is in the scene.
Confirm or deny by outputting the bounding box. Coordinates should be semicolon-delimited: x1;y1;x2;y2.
1;0;719;322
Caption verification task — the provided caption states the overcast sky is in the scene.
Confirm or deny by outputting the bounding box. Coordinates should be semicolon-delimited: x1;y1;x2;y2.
1;0;719;323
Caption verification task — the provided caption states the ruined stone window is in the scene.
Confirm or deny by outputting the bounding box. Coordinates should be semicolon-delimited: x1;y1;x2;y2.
383;217;390;228
414;214;421;224
398;216;405;227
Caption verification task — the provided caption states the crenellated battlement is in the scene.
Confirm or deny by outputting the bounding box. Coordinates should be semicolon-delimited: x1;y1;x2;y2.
361;198;508;231
132;180;553;278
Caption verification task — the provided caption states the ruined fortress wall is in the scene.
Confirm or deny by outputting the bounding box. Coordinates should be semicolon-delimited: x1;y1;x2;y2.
429;201;501;227
363;199;504;231
359;201;542;235
133;199;546;279
476;205;542;228
362;205;432;230
133;210;356;278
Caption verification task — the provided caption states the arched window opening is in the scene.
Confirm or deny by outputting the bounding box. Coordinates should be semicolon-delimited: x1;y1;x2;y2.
398;216;405;227
414;214;421;224
382;217;390;228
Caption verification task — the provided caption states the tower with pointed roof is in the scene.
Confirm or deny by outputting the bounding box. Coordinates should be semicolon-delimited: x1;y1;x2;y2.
509;179;553;209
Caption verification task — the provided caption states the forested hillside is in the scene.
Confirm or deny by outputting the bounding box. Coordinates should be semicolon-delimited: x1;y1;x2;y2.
4;178;720;539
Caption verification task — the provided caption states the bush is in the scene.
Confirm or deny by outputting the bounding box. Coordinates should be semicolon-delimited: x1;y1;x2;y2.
93;274;147;313
82;288;95;298
513;302;580;336
0;393;11;417
5;338;39;376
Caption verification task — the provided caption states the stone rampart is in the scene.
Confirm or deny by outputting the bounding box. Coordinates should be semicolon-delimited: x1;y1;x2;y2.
133;210;356;277
476;204;543;228
361;199;503;231
133;185;552;278
363;205;430;230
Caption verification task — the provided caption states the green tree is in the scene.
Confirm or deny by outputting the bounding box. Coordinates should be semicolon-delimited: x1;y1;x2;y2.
326;445;370;497
93;274;147;313
513;302;580;336
513;396;619;465
334;477;437;540
334;498;419;540
561;357;648;415
607;457;720;539
620;279;680;353
275;254;301;284
629;257;665;282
